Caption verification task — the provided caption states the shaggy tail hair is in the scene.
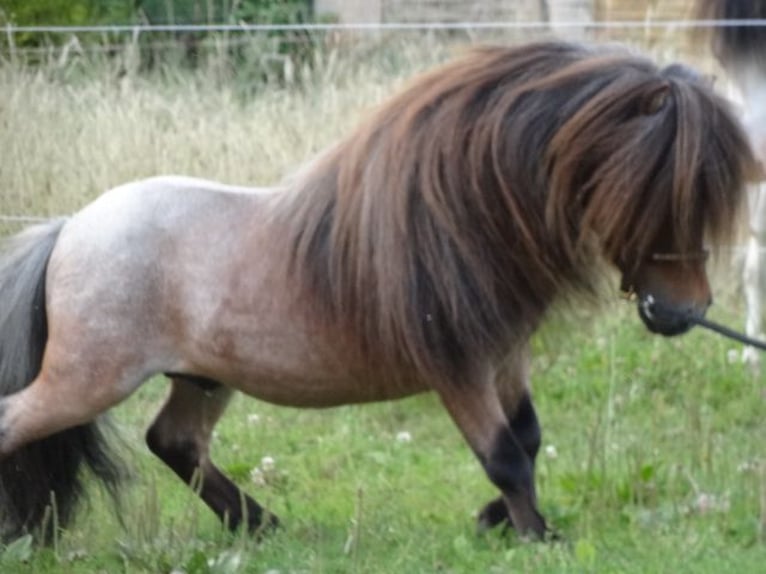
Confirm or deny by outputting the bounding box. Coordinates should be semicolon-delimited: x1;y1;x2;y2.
0;220;124;541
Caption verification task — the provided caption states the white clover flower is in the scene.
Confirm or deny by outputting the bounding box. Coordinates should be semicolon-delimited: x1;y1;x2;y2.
247;413;261;424
695;493;712;513
737;460;756;473
693;492;730;514
726;349;739;364
250;467;265;486
544;445;558;460
208;550;243;571
396;431;412;443
261;455;276;471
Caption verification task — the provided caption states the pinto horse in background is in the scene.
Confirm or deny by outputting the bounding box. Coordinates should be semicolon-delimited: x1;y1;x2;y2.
0;41;756;542
697;0;766;368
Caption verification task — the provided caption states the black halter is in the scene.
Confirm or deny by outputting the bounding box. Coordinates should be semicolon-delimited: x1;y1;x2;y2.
648;250;710;263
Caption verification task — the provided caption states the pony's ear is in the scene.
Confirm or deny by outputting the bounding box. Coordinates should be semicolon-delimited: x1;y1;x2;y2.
639;84;670;115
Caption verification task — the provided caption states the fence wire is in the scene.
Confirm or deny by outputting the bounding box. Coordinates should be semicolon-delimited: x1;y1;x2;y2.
3;20;766;34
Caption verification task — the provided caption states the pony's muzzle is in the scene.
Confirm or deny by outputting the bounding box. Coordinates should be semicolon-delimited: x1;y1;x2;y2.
636;294;710;336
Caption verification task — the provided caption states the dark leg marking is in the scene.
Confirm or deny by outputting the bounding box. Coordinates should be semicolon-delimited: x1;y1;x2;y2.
482;427;535;495
478;394;543;533
510;394;541;462
147;377;278;534
145;431;277;533
481;422;546;538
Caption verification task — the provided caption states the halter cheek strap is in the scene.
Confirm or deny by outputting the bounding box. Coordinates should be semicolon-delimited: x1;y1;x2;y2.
648;250;710;263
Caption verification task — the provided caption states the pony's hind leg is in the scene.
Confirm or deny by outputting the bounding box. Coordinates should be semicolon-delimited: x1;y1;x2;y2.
0;364;138;457
0;360;137;538
146;376;278;534
435;362;546;540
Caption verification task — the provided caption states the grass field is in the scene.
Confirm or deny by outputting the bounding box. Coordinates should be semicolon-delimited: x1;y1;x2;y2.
1;36;765;573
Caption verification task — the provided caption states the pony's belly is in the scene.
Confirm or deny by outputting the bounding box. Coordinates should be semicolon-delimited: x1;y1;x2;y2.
228;369;428;408
185;332;429;408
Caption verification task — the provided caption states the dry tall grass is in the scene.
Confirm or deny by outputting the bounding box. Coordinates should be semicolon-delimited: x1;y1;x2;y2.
0;36;465;234
0;30;698;226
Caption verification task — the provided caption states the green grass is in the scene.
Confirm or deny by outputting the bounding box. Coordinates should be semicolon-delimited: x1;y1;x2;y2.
1;304;763;573
1;38;764;573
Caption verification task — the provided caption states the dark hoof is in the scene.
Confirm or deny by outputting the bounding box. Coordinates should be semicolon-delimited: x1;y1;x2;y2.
252;512;280;539
477;497;512;533
477;497;558;542
543;528;564;543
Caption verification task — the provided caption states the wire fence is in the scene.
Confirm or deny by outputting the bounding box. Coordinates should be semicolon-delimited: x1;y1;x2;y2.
0;215;55;223
3;19;766;34
1;18;763;63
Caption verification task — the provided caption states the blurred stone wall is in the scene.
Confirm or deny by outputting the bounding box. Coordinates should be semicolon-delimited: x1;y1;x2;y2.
314;1;695;24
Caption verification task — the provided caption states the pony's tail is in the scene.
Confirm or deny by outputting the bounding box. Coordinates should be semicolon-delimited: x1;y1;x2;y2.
0;219;125;541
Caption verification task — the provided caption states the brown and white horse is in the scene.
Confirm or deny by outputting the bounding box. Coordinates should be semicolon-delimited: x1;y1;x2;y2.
697;0;766;367
0;40;756;541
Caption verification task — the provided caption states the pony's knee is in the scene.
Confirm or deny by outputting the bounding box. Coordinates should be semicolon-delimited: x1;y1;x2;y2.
481;429;546;537
510;394;541;461
482;427;535;496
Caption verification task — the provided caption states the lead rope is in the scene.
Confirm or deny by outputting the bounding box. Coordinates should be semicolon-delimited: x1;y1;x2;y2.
686;315;766;352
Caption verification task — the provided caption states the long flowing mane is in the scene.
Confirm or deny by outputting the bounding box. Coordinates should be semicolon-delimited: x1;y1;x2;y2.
277;41;755;382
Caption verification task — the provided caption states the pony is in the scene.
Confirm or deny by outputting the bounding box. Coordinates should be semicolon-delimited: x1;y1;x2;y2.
0;40;756;542
696;0;766;367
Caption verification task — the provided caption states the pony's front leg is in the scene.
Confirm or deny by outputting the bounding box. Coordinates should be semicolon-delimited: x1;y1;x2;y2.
475;350;542;533
475;395;541;533
435;375;546;539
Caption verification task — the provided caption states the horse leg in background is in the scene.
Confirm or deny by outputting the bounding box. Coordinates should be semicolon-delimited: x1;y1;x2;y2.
743;184;766;370
435;368;546;539
474;350;541;533
146;376;278;533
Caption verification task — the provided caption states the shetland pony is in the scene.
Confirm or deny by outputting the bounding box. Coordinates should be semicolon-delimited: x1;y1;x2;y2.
0;40;755;541
697;0;766;368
